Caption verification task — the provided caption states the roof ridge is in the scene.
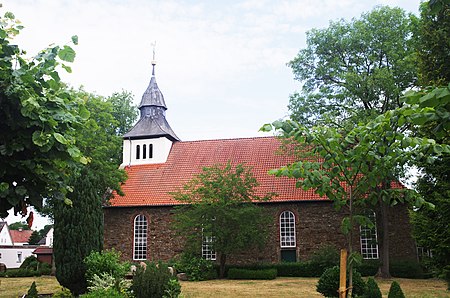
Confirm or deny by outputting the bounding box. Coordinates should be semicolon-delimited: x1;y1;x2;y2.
177;136;278;143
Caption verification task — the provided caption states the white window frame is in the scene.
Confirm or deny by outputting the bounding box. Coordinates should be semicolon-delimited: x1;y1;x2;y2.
133;214;148;260
360;211;379;259
202;235;216;261
280;211;296;248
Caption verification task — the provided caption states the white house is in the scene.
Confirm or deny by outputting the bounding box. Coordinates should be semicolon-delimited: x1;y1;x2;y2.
0;222;36;269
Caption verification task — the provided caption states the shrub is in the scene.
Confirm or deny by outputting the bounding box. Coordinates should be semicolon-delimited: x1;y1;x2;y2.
164;278;182;298
365;277;382;298
355;260;380;277
52;287;74;298
27;281;38;298
275;261;319;277
309;245;340;274
87;272;131;297
387;281;405;298
80;288;124;298
3;268;41;277
390;260;423;278
84;249;130;282
174;254;217;281
131;262;177;298
20;256;39;270
227;268;277;280
39;262;52;275
316;266;366;298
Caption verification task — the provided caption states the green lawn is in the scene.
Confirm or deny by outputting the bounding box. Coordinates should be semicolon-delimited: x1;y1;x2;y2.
0;276;448;297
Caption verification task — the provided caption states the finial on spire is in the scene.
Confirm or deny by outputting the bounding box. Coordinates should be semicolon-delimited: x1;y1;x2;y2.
151;40;157;76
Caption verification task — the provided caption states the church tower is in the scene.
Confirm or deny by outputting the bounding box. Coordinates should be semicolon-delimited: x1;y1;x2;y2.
121;60;180;167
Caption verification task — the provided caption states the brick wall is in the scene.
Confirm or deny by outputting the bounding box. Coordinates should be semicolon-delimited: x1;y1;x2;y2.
103;201;417;264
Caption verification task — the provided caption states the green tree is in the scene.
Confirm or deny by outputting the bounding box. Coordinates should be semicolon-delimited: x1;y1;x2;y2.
8;221;29;230
54;171;103;295
38;224;53;239
0;12;87;218
28;230;41;245
411;1;450;273
261;95;448;291
288;6;417;127
53;89;136;295
417;2;450;86
172;163;271;278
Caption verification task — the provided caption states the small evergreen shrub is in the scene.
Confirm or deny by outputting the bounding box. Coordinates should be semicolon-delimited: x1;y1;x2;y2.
52;287;74;298
20;256;39;270
174;254;217;281
387;281;405;298
131;262;177;298
390;260;423;278
27;281;38;298
316;266;366;298
84;249;130;282
227;268;277;280
3;268;41;277
365;277;382;298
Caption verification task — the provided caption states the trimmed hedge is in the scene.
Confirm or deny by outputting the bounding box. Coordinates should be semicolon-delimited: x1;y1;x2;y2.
390;260;423;279
227;268;277;280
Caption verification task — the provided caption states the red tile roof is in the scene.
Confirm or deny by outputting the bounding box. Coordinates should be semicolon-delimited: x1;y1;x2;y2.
10;229;33;244
110;137;326;207
33;247;53;255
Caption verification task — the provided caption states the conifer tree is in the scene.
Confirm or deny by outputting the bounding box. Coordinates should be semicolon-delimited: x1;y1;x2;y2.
387;281;405;298
53;170;103;295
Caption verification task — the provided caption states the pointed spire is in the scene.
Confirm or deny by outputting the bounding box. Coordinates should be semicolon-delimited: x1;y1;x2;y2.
123;46;180;142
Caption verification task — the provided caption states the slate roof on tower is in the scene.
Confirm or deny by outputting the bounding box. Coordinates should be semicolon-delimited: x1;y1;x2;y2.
109;136;328;207
123;62;180;141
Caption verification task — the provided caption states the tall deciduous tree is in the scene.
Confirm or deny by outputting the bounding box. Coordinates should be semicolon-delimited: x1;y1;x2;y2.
172;163;271;278
0;12;87;218
288;6;417;127
411;0;450;274
262;93;449;292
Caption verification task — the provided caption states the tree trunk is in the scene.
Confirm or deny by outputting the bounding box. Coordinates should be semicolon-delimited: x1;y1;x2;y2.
219;253;227;278
378;200;391;278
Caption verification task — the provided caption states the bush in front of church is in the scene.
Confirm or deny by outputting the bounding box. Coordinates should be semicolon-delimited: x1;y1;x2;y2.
131;261;180;298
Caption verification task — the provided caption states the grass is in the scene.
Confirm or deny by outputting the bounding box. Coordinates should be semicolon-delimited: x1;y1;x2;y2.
0;276;61;298
0;276;448;297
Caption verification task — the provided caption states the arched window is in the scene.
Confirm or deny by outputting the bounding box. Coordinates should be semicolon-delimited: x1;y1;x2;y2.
143;144;147;159
149;144;153;158
133;214;147;260
360;211;379;259
136;145;140;160
280;211;296;248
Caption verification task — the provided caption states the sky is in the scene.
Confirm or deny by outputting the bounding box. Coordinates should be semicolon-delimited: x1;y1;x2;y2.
2;0;421;229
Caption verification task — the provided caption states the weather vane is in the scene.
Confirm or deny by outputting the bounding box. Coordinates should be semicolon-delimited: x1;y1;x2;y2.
151;40;157;65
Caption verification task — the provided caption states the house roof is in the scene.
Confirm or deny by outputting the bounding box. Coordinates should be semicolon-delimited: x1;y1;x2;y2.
10;229;33;244
33;246;53;255
110;136;327;207
0;222;6;233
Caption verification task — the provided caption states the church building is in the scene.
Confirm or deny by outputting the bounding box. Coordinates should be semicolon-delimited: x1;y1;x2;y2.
103;62;417;265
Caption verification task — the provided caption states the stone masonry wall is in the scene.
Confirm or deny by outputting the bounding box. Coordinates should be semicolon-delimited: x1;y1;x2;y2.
103;201;417;264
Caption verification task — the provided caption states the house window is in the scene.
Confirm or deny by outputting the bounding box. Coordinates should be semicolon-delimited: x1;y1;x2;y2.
136;145;140;160
360;211;379;259
202;235;216;260
133;214;148;260
17;251;22;263
280;211;296;248
143;144;147;159
149;144;153;158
